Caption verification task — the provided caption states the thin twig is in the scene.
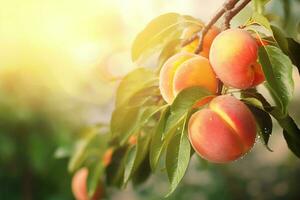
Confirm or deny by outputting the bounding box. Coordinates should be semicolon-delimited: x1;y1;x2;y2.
181;0;236;48
194;0;238;54
222;0;252;30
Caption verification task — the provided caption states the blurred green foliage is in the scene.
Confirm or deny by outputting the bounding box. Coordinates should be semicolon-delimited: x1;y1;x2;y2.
0;101;75;200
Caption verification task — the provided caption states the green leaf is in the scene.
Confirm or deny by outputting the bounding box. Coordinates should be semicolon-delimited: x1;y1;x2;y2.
252;0;271;14
271;25;289;53
123;134;151;185
287;38;300;73
283;129;300;158
116;68;157;107
164;86;211;136
242;97;264;110
131;13;203;61
68;129;99;172
105;146;127;187
270;25;300;73
111;103;165;145
123;145;137;184
241;88;273;112
87;160;104;197
157;39;183;71
110;106;140;140
248;12;271;30
150;106;170;171
270;113;300;158
258;45;294;116
127;86;160;107
132;153;152;186
244;103;273;151
165;128;191;197
171;87;211;114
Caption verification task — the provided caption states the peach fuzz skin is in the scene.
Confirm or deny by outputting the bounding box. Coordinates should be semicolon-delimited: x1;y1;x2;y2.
209;28;265;89
72;168;103;200
182;26;220;58
159;52;218;105
188;95;256;163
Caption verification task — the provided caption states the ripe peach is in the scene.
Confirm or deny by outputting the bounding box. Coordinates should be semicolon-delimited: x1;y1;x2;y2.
159;52;195;103
188;95;256;163
182;26;220;58
159;52;218;105
72;168;103;200
209;28;265;89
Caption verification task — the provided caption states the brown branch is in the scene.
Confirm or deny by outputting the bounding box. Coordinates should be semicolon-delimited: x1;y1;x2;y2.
181;6;226;47
222;0;252;30
193;0;238;54
181;0;252;53
181;0;236;48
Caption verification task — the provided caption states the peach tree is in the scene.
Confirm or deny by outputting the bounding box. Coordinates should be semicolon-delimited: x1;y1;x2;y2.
67;0;300;199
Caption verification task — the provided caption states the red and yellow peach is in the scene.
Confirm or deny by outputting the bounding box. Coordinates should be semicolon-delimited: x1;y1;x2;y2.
159;52;218;105
209;28;265;89
188;95;257;163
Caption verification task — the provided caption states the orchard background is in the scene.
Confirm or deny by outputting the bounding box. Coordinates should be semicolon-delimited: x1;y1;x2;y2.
0;0;300;200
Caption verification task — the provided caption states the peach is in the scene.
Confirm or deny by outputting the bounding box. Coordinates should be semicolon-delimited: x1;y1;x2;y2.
102;148;114;167
128;135;137;145
188;95;256;163
159;52;218;105
209;28;265;89
72;168;103;200
182;26;220;58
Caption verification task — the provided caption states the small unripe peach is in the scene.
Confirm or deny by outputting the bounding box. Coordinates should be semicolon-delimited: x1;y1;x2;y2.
188;95;256;163
159;52;218;105
209;28;265;89
128;135;137;145
102;148;113;167
72;168;103;200
182;26;220;58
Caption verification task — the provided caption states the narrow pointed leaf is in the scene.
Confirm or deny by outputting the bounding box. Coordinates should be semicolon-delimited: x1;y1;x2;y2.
165;129;191;197
150;106;170;171
258;46;294;116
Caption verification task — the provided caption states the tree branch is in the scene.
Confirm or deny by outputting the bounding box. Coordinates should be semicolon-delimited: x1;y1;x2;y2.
193;0;238;54
181;0;252;53
222;0;252;30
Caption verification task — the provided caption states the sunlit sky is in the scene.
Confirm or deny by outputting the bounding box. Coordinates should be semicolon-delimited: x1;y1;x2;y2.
0;0;222;69
0;0;224;105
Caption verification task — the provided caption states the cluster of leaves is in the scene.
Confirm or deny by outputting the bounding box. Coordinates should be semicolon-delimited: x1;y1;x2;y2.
67;3;300;198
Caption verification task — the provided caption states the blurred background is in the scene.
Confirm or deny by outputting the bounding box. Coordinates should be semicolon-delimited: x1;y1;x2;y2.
0;0;299;199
